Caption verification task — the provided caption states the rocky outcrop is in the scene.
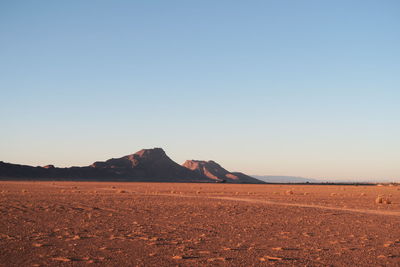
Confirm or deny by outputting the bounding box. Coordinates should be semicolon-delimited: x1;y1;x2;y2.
182;160;263;184
43;165;55;169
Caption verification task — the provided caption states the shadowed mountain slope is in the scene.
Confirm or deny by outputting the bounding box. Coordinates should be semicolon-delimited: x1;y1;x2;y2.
90;148;207;181
182;160;263;184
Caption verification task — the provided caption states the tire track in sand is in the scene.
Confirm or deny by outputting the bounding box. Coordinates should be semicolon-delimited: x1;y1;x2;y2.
158;194;400;217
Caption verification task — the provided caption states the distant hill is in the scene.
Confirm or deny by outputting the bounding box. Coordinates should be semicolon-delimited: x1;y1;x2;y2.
0;148;264;184
252;175;321;183
183;160;263;184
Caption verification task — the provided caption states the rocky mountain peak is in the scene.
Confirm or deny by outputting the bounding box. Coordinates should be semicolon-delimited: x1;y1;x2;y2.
133;148;167;160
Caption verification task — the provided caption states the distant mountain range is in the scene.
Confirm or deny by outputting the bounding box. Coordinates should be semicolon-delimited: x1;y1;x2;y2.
253;176;398;184
251;175;321;183
0;148;263;184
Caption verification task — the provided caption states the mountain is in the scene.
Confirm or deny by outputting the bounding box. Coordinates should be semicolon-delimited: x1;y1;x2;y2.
183;160;263;184
0;148;264;183
90;148;208;182
252;175;320;183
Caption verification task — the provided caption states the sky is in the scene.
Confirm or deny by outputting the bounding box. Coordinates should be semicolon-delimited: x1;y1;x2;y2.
1;1;399;181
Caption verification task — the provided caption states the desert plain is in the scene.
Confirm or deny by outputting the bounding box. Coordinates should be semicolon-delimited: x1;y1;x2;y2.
0;181;399;266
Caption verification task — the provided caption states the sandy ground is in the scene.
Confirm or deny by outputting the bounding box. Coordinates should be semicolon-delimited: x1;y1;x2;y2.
0;182;399;266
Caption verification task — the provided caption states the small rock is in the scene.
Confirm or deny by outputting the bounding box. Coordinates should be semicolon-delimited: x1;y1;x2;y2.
52;257;71;262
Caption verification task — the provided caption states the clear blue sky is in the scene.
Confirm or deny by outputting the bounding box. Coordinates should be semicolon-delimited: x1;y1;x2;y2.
1;1;399;181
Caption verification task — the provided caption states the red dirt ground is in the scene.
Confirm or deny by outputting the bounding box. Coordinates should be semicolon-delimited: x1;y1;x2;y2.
1;182;399;266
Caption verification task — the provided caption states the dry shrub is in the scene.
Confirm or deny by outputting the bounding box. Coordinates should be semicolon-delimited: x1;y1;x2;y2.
375;196;383;204
116;190;127;193
376;195;391;204
285;190;293;195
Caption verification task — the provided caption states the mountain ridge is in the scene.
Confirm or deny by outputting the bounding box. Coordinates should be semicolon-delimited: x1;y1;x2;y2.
0;148;264;184
183;160;262;184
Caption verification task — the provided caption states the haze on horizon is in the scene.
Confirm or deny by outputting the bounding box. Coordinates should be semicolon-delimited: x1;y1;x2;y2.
1;1;399;182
